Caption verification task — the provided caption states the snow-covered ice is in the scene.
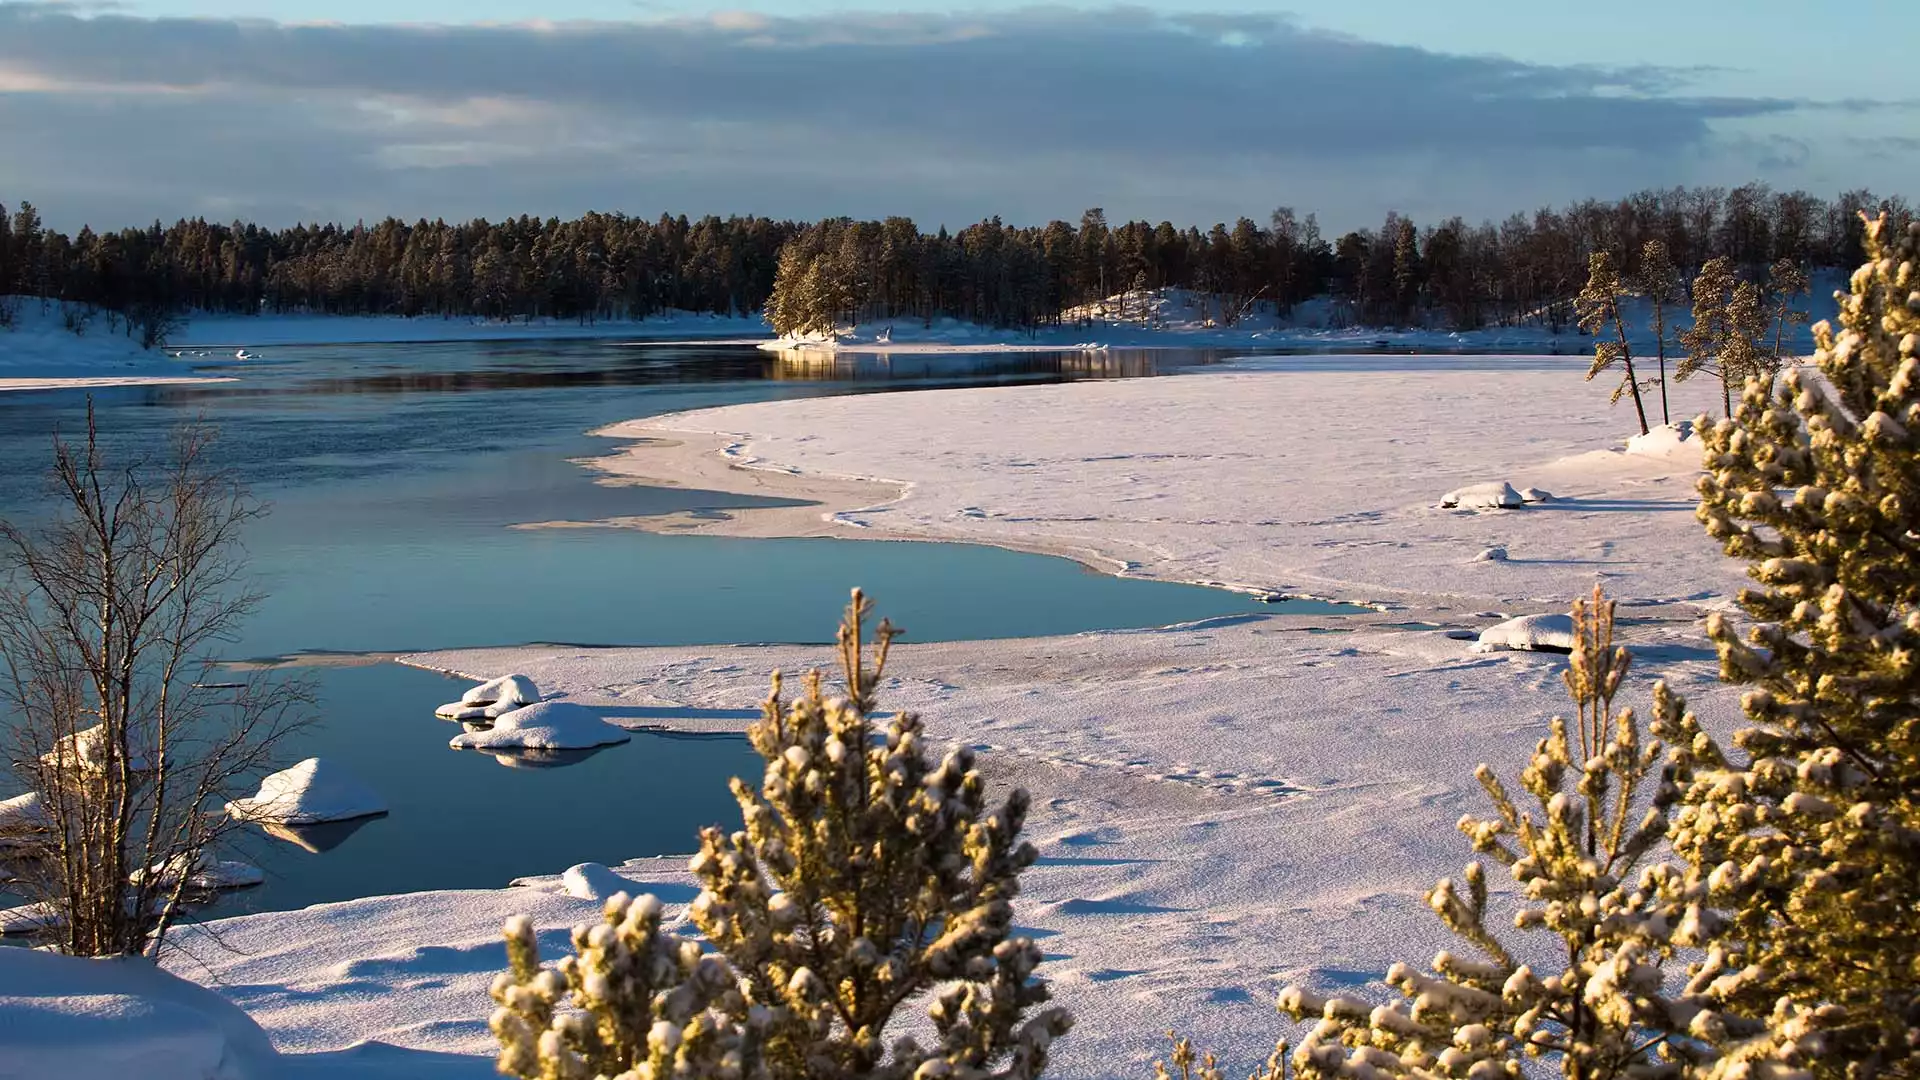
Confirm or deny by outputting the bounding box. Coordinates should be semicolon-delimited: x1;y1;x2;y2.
446;701;631;752
1474;612;1578;652
225;758;387;825
434;674;541;721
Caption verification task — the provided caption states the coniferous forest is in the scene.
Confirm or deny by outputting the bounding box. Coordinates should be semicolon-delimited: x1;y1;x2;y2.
0;184;1911;340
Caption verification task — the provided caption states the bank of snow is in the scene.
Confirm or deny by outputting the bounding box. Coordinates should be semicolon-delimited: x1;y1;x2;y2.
0;297;226;392
169;309;767;348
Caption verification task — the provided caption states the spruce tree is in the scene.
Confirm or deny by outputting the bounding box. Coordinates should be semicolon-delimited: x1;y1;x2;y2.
1680;213;1920;1075
1577;251;1653;435
491;591;1071;1080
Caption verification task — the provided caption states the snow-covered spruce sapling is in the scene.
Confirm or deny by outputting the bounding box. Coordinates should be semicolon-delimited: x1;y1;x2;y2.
1577;251;1652;436
490;589;1070;1080
690;588;1071;1079
1273;588;1726;1080
1678;212;1920;1076
491;898;762;1080
1152;1031;1286;1080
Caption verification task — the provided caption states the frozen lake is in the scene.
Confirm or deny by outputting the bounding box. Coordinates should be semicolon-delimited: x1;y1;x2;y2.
0;338;1356;916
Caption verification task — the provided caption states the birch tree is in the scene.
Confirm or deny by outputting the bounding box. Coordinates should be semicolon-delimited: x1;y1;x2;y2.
0;406;307;957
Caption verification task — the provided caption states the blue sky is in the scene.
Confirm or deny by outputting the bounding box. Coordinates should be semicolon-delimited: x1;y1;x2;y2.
4;1;1914;231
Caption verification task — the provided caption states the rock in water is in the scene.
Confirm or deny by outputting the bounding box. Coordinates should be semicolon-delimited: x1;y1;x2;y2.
436;673;541;721
448;701;631;752
225;758;388;824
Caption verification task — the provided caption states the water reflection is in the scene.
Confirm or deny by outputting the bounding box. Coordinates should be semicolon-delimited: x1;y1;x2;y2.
253;813;387;855
471;745;620;770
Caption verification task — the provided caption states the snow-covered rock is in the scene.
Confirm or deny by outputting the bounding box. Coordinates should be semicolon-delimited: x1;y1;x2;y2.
1626;421;1696;459
1474;547;1509;563
225;758;387;825
435;673;541;721
559;861;638;901
0;791;52;851
40;725;154;774
1473;613;1577;652
447;701;630;752
1518;487;1554;503
0;947;280;1079
0;901;64;935
129;851;265;892
1439;481;1523;510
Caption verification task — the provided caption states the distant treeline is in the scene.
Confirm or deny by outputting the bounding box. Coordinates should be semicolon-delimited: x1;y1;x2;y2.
0;205;798;325
0;185;1911;341
764;187;1913;336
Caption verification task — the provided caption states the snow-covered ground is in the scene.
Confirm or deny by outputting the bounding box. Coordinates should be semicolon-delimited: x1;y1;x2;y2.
168;310;767;348
50;354;1761;1078
0;297;228;392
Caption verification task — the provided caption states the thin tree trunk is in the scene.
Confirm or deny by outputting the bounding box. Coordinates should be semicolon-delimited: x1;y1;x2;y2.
1612;304;1650;435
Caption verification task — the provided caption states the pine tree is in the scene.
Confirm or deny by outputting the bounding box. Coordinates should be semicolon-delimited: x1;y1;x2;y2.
491;591;1071;1080
1679;257;1746;418
1276;590;1725;1080
1764;258;1811;364
1577;251;1652;435
1633;240;1683;427
1680;212;1920;1076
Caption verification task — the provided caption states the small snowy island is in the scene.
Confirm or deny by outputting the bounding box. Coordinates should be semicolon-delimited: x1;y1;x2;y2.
225;758;388;825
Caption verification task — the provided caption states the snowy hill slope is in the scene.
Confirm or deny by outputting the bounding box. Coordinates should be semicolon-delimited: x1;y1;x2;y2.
0;297;214;391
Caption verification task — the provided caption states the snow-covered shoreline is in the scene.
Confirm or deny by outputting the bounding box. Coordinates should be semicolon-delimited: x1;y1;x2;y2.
166;310;768;348
757;284;1834;356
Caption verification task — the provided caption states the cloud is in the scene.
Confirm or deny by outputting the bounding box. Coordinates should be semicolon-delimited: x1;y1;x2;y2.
0;3;1905;231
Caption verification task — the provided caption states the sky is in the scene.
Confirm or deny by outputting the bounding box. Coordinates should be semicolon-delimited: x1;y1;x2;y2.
3;0;1915;233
